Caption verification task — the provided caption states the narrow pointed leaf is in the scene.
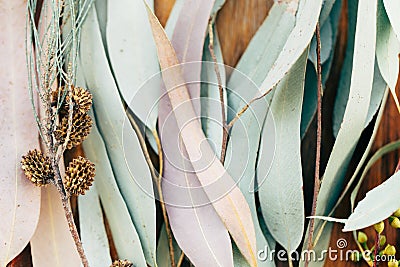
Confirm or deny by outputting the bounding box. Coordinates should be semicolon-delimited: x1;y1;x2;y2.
316;0;378;218
256;0;322;96
107;0;160;130
0;2;41;265
344;170;400;231
258;52;307;251
80;6;155;266
146;6;257;266
79;183;112;267
30;187;81;266
82;116;147;266
376;0;400;113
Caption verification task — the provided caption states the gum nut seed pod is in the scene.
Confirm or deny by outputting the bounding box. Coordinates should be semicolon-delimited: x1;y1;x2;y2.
110;259;134;267
67;86;93;114
21;149;54;186
64;156;95;195
55;112;93;149
374;221;385;234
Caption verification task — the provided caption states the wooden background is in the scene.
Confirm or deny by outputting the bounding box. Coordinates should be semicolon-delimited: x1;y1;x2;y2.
9;0;400;266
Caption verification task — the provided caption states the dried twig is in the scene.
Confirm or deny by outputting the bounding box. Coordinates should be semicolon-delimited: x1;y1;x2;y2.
305;22;323;267
26;1;94;266
125;112;176;267
207;21;228;162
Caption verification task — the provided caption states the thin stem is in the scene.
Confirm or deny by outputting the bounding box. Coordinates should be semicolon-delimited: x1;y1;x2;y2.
125;112;176;267
126;111;158;181
61;196;88;267
52;160;88;266
305;22;323;267
176;252;185;267
373;232;379;267
152;130;176;267
207;21;228;162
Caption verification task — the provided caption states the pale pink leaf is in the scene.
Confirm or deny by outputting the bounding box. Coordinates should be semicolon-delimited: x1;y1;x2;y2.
145;6;257;266
30;186;81;267
0;1;41;265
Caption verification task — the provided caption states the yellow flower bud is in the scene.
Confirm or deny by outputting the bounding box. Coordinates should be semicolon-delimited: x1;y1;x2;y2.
388;260;399;267
374;221;385;234
380;235;387;247
393;208;400;217
358;231;368;244
390;217;400;229
384;245;396;256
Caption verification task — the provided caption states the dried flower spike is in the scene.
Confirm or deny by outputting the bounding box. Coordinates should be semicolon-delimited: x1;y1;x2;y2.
64;156;95;195
55;112;93;149
110;259;133;267
21;149;54;186
52;85;92;114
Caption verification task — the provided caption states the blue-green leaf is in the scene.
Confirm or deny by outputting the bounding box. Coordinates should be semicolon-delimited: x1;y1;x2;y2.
80;6;156;266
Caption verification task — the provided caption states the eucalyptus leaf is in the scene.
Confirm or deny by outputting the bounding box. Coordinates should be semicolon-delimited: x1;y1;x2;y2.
382;0;400;41
303;89;389;267
225;2;299;263
308;20;332;66
301;0;342;137
344;169;400;231
255;0;322;97
78;183;112;267
106;0;160;130
350;139;400;212
82;116;148;266
201;26;226;158
80;6;156;266
257;51;308;252
376;0;400;112
316;0;378;220
156;224;182;267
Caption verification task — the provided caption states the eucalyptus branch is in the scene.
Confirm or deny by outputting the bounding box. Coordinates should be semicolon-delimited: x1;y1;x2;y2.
305;23;323;267
25;1;94;266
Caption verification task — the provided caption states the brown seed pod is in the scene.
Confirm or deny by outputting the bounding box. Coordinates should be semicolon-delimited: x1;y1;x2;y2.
64;156;95;195
52;85;92;114
21;149;54;186
55;112;93;149
110;260;134;267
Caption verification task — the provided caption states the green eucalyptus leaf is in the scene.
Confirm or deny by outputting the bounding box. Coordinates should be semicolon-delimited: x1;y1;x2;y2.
78;183;112;267
376;0;400;112
201;25;226;158
316;0;378;221
257;51;308;252
82;115;147;267
106;0;160;130
156;224;182;267
225;2;299;264
80;6;156;266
